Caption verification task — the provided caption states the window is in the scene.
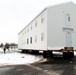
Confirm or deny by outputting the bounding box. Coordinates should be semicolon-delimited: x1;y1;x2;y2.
27;38;29;44
35;35;37;43
41;32;44;41
67;14;70;21
68;16;70;21
41;18;44;23
30;37;32;44
31;25;32;30
41;14;44;23
27;28;29;32
35;21;37;27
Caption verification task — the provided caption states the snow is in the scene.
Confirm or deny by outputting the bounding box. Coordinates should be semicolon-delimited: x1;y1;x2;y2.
0;48;76;67
74;51;76;56
0;49;43;66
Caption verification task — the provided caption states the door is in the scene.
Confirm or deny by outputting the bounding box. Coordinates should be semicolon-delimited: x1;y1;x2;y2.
65;14;72;47
66;32;72;47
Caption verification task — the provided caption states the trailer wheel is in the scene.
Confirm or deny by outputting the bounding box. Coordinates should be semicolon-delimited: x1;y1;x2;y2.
69;52;74;58
21;50;25;53
63;52;74;59
63;52;68;59
43;51;53;59
43;51;47;58
47;51;53;59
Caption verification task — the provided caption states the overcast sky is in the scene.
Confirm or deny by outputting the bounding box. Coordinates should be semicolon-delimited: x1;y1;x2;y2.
0;0;76;44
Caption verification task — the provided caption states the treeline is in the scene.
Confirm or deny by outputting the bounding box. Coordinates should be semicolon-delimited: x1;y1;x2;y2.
0;43;18;49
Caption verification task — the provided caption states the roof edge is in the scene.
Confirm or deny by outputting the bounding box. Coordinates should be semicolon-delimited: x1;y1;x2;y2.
46;1;76;9
18;1;76;35
18;8;47;35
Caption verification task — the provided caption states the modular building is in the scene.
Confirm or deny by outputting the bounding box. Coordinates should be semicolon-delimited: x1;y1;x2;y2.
18;2;76;58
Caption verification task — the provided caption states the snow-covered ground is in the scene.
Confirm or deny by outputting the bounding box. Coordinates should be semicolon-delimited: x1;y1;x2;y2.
0;49;43;66
0;48;76;67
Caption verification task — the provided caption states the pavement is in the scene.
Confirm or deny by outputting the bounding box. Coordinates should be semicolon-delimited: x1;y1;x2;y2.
0;56;76;75
0;65;48;75
32;56;76;75
0;50;76;75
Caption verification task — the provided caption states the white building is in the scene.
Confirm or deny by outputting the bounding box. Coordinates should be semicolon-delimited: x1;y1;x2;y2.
9;43;18;50
18;2;76;58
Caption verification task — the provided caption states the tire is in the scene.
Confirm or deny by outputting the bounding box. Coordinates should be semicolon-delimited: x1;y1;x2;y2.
69;52;74;58
63;52;74;59
43;51;53;58
43;51;47;58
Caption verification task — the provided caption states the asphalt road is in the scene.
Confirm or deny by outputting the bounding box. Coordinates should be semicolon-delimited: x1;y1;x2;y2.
0;56;76;75
32;56;76;75
0;65;48;75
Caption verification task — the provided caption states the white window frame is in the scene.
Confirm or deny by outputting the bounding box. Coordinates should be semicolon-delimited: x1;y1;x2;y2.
41;14;44;23
35;35;37;43
67;14;70;21
30;37;32;44
31;25;32;30
35;20;37;27
41;32;44;41
27;38;29;44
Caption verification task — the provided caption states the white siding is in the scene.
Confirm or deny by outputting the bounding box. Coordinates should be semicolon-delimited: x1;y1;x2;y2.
47;3;76;50
18;9;47;50
19;2;76;51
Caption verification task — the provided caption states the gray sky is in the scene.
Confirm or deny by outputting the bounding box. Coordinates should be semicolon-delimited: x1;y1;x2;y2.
0;0;76;44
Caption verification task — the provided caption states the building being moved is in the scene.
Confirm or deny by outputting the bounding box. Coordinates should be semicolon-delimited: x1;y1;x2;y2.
18;2;76;58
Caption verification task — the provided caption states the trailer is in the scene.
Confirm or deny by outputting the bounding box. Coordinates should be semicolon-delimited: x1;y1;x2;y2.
18;2;76;58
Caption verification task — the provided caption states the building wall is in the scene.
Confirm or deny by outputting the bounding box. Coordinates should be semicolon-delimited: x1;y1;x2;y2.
47;2;76;50
18;9;47;50
9;46;18;50
19;2;76;51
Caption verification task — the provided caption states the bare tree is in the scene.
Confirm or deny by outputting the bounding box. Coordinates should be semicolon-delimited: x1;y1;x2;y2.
5;43;9;50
